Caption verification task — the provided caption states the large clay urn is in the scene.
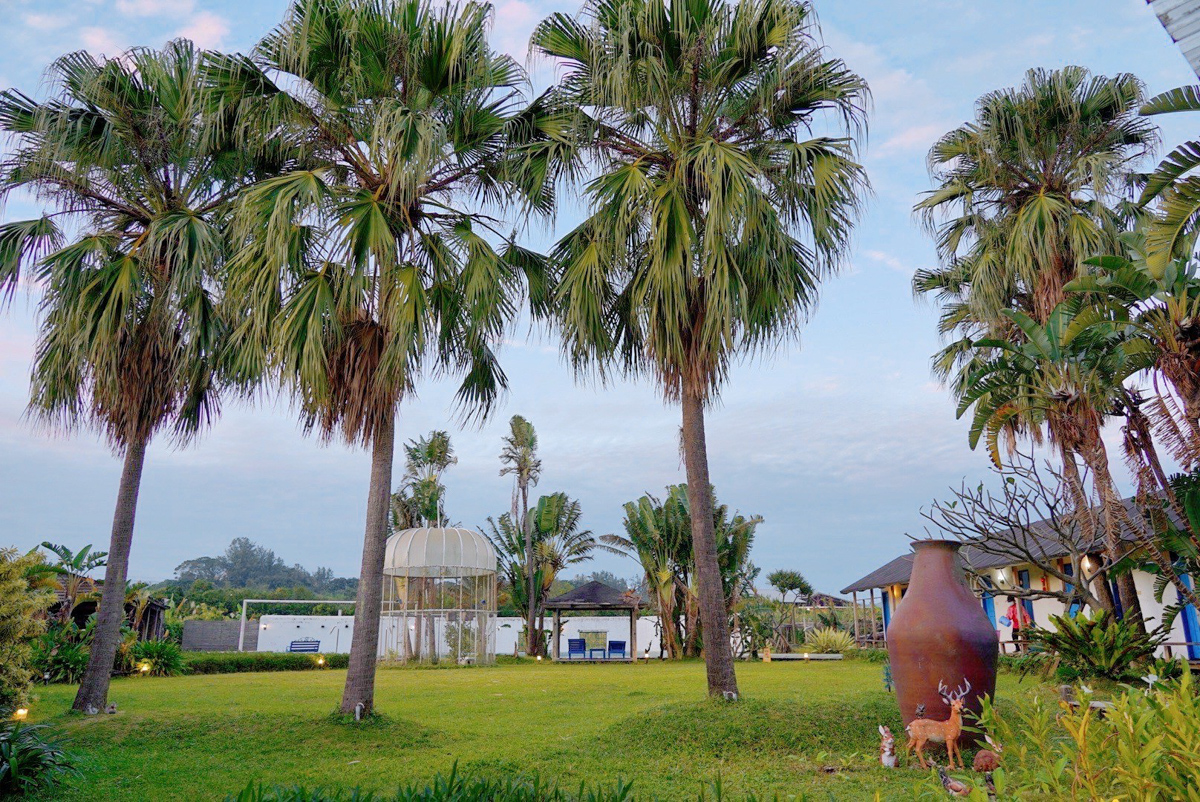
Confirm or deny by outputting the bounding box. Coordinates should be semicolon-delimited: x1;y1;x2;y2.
886;540;997;743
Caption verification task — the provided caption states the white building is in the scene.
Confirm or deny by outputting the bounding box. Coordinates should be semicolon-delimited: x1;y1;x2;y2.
841;506;1200;661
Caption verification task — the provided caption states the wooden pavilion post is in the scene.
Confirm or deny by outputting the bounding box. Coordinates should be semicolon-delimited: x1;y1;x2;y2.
852;591;860;645
629;605;638;661
551;608;561;661
869;588;878;646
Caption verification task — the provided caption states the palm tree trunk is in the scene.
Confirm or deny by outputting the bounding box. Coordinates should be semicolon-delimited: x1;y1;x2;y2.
522;481;536;657
679;390;739;699
1076;442;1145;633
1059;450;1115;614
73;434;148;713
340;410;396;716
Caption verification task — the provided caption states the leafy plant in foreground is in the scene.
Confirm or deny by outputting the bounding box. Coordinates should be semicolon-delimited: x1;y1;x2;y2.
916;672;1200;799
0;722;77;797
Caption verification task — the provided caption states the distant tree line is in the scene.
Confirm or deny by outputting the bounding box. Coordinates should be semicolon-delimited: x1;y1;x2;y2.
163;538;357;597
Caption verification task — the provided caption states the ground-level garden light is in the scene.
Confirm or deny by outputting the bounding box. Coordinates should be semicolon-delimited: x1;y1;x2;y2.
12;708;27;721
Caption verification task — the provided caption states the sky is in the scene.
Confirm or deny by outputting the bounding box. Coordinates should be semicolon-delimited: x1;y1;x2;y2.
0;0;1197;595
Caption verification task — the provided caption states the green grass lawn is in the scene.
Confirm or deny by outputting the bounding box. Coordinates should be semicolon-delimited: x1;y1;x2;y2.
29;659;1027;800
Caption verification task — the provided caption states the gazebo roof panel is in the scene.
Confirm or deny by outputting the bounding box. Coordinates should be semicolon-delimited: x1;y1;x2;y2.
545;580;644;610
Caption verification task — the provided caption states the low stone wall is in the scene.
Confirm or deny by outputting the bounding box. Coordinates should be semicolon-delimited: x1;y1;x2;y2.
182;619;258;652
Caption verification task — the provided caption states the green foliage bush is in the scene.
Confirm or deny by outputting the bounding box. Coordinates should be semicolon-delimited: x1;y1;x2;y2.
1026;609;1162;682
131;640;186;677
184;652;349;674
802;628;855;654
0;722;76;797
917;672;1200;799
229;767;634;801
845;647;888;663
0;549;55;713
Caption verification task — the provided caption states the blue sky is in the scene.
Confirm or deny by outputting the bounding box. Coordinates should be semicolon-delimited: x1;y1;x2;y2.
0;0;1196;594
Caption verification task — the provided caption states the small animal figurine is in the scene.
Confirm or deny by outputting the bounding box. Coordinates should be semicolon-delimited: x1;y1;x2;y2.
904;679;971;770
878;725;896;767
972;734;1002;772
937;766;971;797
915;703;926;719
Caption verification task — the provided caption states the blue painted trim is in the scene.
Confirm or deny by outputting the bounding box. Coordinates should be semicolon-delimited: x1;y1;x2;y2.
1180;573;1200;661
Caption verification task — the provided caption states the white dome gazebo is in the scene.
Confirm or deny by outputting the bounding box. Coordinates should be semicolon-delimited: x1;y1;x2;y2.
379;526;497;665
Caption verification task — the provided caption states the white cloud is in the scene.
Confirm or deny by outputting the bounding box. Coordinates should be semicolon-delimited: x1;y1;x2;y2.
492;0;539;60
81;27;125;57
23;13;72;31
116;0;195;15
876;123;945;157
864;249;913;274
176;11;231;49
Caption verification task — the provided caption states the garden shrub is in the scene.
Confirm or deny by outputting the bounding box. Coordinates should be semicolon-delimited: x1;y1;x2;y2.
229;767;634;801
0;722;76;797
0;548;56;714
185;652;349;674
131;639;186;676
1025;609;1162;682
846;647;888;663
803;628;855;654
916;671;1200;800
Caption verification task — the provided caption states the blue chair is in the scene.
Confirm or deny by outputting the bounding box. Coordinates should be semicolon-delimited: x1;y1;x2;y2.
288;638;321;653
608;640;627;658
566;638;586;659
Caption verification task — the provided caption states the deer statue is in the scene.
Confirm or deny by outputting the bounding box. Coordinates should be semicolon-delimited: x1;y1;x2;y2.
878;725;896;768
904;678;971;770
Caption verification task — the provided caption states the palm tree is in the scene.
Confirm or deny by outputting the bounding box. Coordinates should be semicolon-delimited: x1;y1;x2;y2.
0;41;277;713
484;492;602;652
40;543;107;624
958;303;1200;617
211;0;551;715
606;485;761;659
499;415;541;654
532;0;868;699
609;490;692;658
401;431;457;526
1137;85;1200;273
915;68;1156;626
915;67;1154;336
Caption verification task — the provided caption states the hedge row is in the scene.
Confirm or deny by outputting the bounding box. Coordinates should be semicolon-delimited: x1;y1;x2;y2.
183;652;349;674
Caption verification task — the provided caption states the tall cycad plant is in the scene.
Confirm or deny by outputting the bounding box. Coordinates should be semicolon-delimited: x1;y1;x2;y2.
533;0;868;699
212;0;550;715
499;415;541;654
0;42;278;713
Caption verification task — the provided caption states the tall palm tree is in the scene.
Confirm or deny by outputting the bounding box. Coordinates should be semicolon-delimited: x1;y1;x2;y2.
532;0;868;699
0;41;278;713
915;67;1156;623
401;430;457;525
499;415;541;654
210;0;551;715
915;67;1154;334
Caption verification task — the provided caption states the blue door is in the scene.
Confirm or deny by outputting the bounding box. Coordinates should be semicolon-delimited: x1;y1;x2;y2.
1062;561;1081;617
980;577;997;627
882;592;891;631
1176;564;1200;660
1017;570;1035;623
